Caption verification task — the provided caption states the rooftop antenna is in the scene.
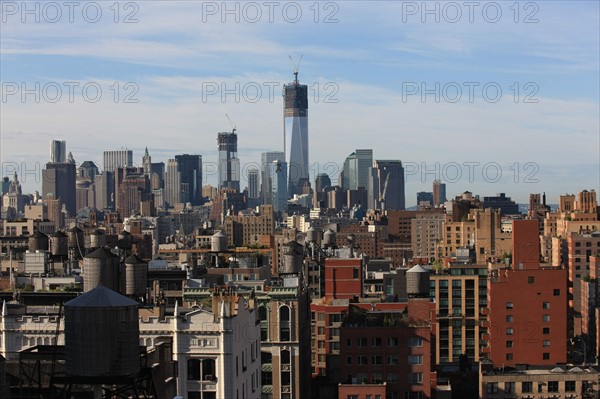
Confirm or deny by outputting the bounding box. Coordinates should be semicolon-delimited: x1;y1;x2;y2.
225;113;236;134
289;54;303;84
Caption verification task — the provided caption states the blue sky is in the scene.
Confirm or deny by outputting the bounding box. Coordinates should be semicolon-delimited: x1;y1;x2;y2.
1;1;599;206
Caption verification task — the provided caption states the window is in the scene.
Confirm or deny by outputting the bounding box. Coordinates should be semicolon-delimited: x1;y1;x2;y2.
554;289;561;296
506;328;513;335
543;302;550;309
505;382;515;394
281;350;290;365
506;315;513;323
565;380;576;392
279;306;291;341
372;337;382;347
506;340;513;348
408;373;423;384
387;373;399;383
408;355;423;365
388;337;399;346
388;355;399;365
528;276;535;284
358;337;368;347
357;355;368;365
486;382;498;394
371;356;382;365
506;302;513;309
408;337;423;347
543;352;550;360
347;396;358;399
522;381;533;393
187;359;200;380
353;268;359;278
506;353;513;360
548;381;559;392
543;340;550;347
543;314;550;322
543;327;550;334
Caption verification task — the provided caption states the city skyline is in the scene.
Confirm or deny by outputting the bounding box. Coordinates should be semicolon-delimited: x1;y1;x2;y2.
1;1;598;205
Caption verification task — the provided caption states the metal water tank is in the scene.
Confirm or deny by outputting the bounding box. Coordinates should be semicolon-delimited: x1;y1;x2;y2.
282;241;303;274
406;265;430;297
124;254;147;297
323;229;336;247
89;229;106;249
49;231;68;257
118;230;133;250
68;226;84;250
306;227;319;243
211;230;227;252
83;247;120;292
28;231;49;251
64;285;140;377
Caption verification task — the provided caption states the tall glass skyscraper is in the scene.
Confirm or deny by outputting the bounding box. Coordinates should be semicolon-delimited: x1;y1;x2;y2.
270;160;288;214
283;73;308;197
260;151;285;205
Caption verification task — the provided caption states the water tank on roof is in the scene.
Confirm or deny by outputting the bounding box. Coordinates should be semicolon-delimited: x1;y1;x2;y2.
89;229;106;249
68;226;84;250
28;231;49;252
64;285;140;377
322;229;336;248
211;230;227;252
282;241;303;274
118;230;133;249
306;227;319;243
49;231;68;257
83;247;121;292
406;265;430;297
124;254;147;297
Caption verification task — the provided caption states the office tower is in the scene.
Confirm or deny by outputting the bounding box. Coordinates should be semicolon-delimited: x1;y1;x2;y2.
175;154;202;205
417;191;434;208
342;149;373;191
94;171;115;210
50;140;66;163
77;161;99;180
217;132;240;191
482;193;518;215
315;173;332;193
368;160;405;211
432;179;446;206
165;159;181;207
270;160;288;214
283;71;308;196
142;147;151;175
1;177;9;195
103;150;133;172
42;161;76;216
247;168;259;206
261;151;285;205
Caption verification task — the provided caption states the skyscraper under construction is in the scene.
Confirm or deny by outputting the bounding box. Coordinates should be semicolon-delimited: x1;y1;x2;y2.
218;131;240;192
283;69;309;197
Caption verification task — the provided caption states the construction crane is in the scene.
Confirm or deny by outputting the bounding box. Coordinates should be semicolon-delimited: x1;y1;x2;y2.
289;54;303;84
225;113;236;134
379;171;391;212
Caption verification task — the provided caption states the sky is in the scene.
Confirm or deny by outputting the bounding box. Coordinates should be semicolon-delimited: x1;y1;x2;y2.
1;0;599;207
